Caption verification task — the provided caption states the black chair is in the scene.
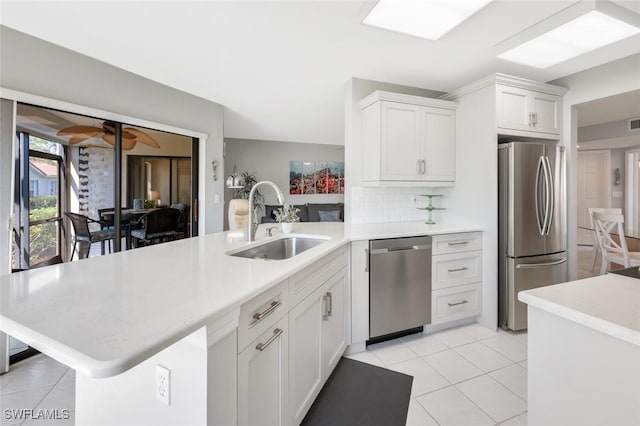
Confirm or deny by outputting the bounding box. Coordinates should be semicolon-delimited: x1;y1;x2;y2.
97;207;115;230
171;204;190;238
130;208;181;247
65;212;115;260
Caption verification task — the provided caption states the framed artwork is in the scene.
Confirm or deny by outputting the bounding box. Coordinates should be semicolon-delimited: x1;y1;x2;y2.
289;160;344;195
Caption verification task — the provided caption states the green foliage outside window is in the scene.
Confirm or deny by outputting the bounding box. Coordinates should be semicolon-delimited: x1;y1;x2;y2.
29;199;58;265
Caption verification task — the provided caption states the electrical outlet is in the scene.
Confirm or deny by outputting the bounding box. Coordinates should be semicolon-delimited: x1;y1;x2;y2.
156;364;171;406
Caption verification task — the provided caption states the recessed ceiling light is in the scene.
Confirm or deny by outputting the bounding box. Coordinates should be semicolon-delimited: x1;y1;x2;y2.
498;10;640;68
362;0;493;41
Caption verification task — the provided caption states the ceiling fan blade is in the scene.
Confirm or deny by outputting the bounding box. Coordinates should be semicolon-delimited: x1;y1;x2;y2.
57;126;103;136
68;133;100;144
102;134;115;146
121;131;136;140
124;128;160;148
122;139;137;150
102;134;137;150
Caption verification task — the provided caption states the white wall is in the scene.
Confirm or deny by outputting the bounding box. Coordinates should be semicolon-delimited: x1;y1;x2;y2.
223;138;344;228
0;26;225;234
551;53;640;280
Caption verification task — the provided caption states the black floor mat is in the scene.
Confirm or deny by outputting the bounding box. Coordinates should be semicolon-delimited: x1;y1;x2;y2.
301;357;413;426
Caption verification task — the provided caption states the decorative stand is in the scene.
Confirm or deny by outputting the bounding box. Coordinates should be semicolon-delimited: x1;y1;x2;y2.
416;194;445;224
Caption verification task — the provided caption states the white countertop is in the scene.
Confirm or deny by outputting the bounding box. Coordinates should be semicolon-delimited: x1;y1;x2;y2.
0;221;481;378
519;272;640;347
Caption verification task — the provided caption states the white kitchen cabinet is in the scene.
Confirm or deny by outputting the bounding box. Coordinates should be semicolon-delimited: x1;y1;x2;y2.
349;240;369;352
322;267;347;376
431;232;483;324
288;283;324;425
360;91;457;185
497;84;561;136
289;267;347;425
432;282;482;323
238;316;289;426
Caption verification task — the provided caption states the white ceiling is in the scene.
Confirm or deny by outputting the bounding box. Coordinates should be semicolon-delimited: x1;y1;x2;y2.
2;0;640;145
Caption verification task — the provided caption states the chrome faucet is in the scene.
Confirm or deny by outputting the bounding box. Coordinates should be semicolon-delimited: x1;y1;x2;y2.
247;181;285;241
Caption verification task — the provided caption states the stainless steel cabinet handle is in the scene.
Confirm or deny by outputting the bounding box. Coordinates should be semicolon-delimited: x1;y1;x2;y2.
421;159;426;175
252;300;281;324
528;113;532;126
533;112;538;126
365;248;369;272
447;241;469;246
255;328;283;351
322;293;331;320
327;292;332;317
448;267;468;272
416;160;421;175
448;300;468;307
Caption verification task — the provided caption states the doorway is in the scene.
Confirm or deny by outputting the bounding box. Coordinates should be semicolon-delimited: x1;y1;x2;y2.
576;150;611;246
14;103;200;256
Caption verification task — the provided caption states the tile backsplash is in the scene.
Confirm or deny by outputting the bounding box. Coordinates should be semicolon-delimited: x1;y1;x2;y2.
349;186;449;224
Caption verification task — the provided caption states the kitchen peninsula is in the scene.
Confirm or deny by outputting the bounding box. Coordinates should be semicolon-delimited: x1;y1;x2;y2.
519;272;640;426
0;221;482;425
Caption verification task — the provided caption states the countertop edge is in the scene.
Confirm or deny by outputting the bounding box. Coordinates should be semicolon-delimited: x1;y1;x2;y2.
519;275;640;347
1;222;483;377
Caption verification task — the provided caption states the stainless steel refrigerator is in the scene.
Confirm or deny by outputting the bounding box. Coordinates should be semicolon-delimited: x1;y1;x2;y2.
498;141;567;331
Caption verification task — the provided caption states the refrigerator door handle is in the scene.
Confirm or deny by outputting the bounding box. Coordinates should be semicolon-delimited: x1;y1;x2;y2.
543;156;554;235
535;156;546;236
515;258;567;269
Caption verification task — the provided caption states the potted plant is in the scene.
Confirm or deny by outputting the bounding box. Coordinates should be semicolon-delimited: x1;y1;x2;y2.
274;205;300;233
232;171;264;205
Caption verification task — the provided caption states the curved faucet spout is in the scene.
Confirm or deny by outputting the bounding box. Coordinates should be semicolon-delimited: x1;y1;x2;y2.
247;181;285;241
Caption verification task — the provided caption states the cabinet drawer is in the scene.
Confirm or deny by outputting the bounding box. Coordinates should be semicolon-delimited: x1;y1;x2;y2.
432;232;482;255
238;280;289;353
432;283;481;324
432;251;482;290
289;246;347;306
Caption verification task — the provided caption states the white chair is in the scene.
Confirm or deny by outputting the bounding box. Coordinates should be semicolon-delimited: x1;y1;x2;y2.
592;211;640;275
588;207;622;272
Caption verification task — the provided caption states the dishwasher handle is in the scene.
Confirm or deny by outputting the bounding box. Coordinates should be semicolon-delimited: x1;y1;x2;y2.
370;244;430;255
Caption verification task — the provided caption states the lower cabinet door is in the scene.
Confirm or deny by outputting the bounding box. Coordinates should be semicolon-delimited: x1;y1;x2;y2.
289;286;324;425
323;268;347;375
238;316;288;426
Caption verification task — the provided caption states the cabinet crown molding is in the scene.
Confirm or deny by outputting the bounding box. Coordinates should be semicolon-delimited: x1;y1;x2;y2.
441;73;568;101
360;90;458;110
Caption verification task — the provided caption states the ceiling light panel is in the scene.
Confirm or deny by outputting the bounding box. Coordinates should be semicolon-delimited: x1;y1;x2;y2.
363;0;493;40
498;10;640;68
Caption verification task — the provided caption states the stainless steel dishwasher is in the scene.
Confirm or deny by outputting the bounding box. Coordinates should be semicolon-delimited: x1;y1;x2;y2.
369;236;432;341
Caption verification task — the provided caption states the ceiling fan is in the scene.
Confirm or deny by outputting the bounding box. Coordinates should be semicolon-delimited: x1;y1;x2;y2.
56;121;160;150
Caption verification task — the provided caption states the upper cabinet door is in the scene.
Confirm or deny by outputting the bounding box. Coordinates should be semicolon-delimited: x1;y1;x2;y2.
380;101;421;181
496;86;530;132
496;85;561;136
530;92;560;135
422;107;455;182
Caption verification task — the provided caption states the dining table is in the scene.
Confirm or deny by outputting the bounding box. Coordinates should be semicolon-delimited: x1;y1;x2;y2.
100;208;159;250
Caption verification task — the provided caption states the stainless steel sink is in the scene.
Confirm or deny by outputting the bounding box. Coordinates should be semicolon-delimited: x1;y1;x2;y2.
228;237;327;260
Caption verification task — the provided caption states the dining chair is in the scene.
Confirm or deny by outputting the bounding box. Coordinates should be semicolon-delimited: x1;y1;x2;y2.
64;212;115;260
588;207;622;272
592;212;640;275
130;208;181;247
